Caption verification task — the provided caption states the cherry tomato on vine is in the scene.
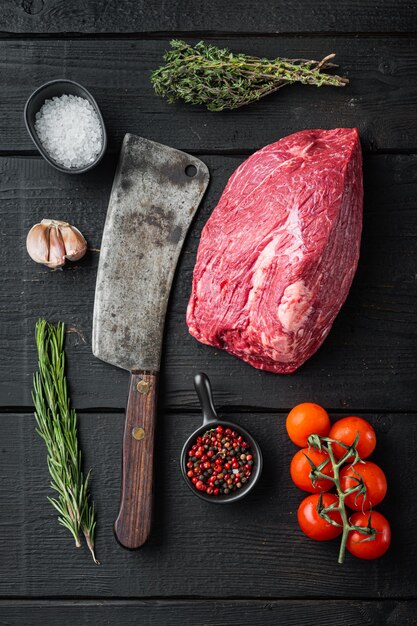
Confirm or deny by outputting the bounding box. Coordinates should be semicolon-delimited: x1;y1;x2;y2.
340;461;387;511
286;403;330;447
346;511;391;559
290;448;334;493
297;493;342;541
329;416;376;460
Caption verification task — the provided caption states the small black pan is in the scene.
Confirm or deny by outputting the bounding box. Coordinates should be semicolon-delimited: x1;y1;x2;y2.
180;373;263;503
24;79;107;174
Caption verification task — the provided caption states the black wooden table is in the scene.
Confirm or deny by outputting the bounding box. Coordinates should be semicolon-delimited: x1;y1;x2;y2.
1;2;417;625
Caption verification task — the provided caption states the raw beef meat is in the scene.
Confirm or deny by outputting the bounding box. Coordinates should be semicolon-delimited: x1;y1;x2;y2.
186;128;363;373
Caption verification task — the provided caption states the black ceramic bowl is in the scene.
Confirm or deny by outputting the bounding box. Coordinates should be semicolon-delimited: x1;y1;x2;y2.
24;79;107;174
180;373;263;504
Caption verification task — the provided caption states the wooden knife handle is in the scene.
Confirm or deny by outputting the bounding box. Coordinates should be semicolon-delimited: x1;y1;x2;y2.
114;370;158;549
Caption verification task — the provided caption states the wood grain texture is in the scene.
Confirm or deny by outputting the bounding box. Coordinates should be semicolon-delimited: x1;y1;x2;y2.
0;154;416;412
1;38;417;153
0;599;416;626
1;1;416;617
115;371;158;549
0;411;415;598
1;0;416;34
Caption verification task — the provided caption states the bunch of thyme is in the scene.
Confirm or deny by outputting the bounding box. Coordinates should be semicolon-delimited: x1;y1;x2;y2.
151;40;349;112
32;319;99;564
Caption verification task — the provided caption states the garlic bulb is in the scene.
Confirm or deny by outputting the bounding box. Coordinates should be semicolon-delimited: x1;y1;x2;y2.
26;219;87;268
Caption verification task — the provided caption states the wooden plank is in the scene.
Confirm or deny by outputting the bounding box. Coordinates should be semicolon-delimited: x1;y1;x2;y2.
1;600;416;626
0;154;416;412
0;412;414;598
1;0;416;34
1;37;417;153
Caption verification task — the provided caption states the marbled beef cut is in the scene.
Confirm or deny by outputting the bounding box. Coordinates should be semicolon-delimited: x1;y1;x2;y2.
187;128;363;373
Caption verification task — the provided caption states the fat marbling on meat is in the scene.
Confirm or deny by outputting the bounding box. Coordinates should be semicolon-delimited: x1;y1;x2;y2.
187;128;363;373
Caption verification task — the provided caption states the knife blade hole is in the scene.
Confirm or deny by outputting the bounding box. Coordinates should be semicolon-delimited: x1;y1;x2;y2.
185;165;197;177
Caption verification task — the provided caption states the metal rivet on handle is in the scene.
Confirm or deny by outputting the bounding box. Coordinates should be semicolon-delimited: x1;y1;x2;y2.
132;427;145;440
137;380;151;394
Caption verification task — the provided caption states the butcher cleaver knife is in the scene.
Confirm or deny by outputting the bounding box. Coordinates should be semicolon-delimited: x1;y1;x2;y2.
93;134;209;549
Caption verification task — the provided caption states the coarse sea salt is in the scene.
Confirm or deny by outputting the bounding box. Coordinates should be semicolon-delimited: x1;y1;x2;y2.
35;94;103;169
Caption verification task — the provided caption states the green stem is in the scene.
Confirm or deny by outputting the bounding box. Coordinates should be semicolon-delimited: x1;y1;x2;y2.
338;516;351;565
327;444;349;564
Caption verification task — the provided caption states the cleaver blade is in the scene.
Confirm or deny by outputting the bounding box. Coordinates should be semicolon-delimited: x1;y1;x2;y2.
92;134;209;549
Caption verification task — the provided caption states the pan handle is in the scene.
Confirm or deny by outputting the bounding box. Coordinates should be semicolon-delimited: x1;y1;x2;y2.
194;372;218;425
114;370;158;549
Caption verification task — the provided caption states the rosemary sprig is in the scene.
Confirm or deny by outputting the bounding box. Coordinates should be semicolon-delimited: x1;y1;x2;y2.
151;40;349;112
32;319;99;564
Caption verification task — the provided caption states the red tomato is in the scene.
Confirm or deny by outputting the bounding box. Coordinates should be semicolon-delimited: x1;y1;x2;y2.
286;403;330;447
297;493;342;541
328;416;376;460
340;461;387;510
346;511;391;559
290;448;334;493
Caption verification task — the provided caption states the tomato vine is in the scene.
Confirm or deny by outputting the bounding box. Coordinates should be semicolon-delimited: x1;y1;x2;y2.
306;433;377;563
